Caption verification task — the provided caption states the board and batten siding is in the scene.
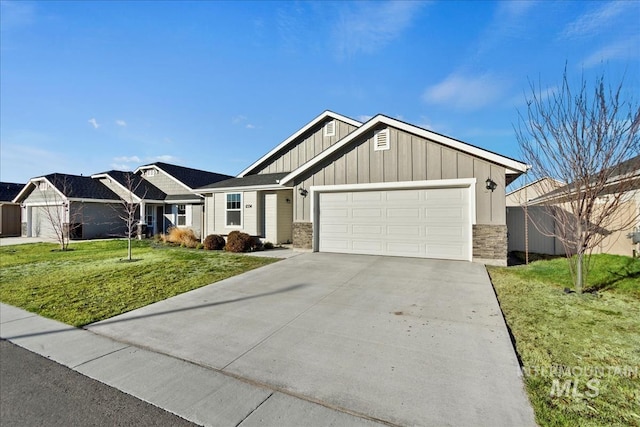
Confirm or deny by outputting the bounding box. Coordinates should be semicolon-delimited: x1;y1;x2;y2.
293;126;506;225
254;119;358;175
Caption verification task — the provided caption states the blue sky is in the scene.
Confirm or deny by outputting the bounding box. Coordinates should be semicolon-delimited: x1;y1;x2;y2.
1;1;639;187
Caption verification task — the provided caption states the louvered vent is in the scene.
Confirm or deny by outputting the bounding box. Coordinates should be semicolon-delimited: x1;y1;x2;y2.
374;128;390;151
324;120;336;137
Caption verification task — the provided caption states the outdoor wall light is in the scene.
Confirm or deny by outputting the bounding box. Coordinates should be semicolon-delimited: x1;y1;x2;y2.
285;198;291;204
485;178;497;192
298;188;308;197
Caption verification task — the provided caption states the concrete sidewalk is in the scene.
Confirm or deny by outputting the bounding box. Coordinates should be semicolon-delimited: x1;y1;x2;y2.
0;303;384;427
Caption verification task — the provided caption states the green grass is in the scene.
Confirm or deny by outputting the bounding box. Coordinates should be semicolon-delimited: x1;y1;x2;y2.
488;254;640;427
0;240;277;327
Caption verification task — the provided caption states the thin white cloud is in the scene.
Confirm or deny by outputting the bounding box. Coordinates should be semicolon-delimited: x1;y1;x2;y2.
232;115;247;124
110;163;130;170
333;1;425;59
582;37;640;68
423;73;509;111
357;115;373;123
88;118;100;129
0;1;35;32
115;119;127;127
246;124;256;129
561;1;628;39
147;155;179;163
113;155;141;163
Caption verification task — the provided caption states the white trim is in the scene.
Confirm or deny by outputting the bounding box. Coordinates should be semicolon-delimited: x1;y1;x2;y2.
280;115;530;185
195;184;286;193
134;165;193;192
14;177;67;203
237;111;362;177
91;173;143;204
310;178;476;261
224;192;243;228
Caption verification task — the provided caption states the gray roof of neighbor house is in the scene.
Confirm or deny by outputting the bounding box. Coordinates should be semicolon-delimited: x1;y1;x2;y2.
146;162;234;189
42;173;121;200
0;182;25;202
196;172;290;191
100;170;167;200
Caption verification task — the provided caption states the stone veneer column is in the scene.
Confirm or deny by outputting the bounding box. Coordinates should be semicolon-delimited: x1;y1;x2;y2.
473;224;507;266
292;222;313;249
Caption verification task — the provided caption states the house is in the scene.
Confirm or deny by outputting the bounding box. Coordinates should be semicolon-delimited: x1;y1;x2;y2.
14;163;233;241
508;156;640;257
506;177;564;207
0;182;24;237
196;111;530;265
13;173;124;239
131;162;232;238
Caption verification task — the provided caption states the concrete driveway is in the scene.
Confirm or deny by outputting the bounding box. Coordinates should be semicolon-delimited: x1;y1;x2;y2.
88;253;535;426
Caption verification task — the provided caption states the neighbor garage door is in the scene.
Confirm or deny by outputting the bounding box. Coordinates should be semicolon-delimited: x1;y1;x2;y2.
31;206;60;238
318;187;472;261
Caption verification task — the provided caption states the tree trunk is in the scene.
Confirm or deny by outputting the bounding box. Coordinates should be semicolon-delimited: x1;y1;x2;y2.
576;252;583;294
128;237;132;261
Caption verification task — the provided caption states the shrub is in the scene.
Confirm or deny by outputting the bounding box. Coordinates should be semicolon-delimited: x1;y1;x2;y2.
225;231;253;253
165;227;200;249
203;234;226;250
263;241;274;250
251;237;264;251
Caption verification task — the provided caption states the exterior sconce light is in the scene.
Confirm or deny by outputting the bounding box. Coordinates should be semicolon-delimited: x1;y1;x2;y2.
485;178;497;192
285;198;291;204
298;188;308;197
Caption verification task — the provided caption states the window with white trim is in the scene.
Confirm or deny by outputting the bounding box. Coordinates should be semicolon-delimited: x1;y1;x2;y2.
177;204;186;226
226;193;242;227
144;169;156;177
374;128;390;151
324;120;336;137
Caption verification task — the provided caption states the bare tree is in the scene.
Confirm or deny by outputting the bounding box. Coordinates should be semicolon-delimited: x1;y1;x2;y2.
116;172;146;261
37;175;83;251
516;68;640;293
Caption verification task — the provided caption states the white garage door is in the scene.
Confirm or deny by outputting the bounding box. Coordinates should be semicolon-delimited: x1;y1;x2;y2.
32;206;61;238
318;187;472;261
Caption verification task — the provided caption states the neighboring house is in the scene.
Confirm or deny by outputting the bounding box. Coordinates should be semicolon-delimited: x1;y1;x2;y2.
506;177;566;255
197;111;530;265
13;173;124;240
508;156;640;257
132;162;233;238
13;163;232;241
0;182;24;237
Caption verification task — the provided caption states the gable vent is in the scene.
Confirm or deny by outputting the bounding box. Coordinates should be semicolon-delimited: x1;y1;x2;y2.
374;128;390;151
324;120;336;137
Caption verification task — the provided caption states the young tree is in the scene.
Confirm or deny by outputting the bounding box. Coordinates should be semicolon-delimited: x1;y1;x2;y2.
117;172;146;261
516;68;640;293
37;175;83;251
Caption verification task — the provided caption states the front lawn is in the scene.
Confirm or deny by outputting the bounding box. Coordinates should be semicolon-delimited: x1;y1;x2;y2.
488;254;640;427
0;240;277;327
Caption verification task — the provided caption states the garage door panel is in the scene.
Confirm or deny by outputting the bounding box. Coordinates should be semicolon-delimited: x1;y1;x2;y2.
352;225;383;235
319;187;471;261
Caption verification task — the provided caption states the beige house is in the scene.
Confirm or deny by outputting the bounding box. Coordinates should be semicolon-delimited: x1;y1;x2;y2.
507;157;640;257
0;182;24;237
197;111;530;265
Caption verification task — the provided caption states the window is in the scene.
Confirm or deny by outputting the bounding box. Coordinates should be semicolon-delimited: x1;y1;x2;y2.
144;169;156;177
226;193;242;227
37;181;49;190
145;205;154;225
177;204;186;226
324;120;336;137
374;128;390;151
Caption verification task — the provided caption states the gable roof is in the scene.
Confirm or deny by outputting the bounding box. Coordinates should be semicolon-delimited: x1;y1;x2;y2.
237;111;362;178
506;177;564;197
279;114;530;186
0;182;25;202
530;155;640;204
14;173;121;203
136;162;233;190
91;170;167;201
196;172;290;192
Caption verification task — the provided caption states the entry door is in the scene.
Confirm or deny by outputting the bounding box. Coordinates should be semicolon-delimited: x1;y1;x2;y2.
318;187;472;261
